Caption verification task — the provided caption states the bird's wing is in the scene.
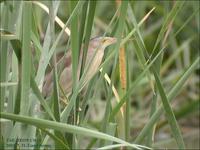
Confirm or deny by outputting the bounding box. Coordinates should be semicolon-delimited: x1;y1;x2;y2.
59;65;73;96
42;71;53;98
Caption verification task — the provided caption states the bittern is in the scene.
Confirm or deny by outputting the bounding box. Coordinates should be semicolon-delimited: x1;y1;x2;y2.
42;37;116;98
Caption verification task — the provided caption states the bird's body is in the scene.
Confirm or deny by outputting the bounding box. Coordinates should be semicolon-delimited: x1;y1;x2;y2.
42;37;116;98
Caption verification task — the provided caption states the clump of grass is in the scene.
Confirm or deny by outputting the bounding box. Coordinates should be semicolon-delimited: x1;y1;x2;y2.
0;1;199;149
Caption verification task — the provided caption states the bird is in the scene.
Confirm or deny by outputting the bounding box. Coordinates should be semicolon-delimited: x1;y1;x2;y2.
42;37;117;98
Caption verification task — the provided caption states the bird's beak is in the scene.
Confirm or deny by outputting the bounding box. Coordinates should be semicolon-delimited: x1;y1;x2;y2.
101;37;117;48
106;37;117;45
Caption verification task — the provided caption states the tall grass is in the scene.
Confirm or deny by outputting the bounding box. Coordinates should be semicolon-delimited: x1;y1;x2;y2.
0;1;199;149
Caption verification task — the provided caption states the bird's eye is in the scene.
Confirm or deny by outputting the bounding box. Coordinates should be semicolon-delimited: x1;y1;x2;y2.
102;39;107;43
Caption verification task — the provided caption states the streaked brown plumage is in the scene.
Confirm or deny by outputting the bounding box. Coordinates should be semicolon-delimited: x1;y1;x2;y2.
42;37;116;98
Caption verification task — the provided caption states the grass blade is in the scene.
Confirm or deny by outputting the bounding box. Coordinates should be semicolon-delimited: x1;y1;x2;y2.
30;76;55;121
0;4;9;111
35;1;84;88
135;56;200;143
0;112;148;150
20;1;32;116
152;68;185;149
151;1;185;58
110;45;165;119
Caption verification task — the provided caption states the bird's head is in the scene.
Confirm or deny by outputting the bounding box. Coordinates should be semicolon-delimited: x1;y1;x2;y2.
89;37;117;51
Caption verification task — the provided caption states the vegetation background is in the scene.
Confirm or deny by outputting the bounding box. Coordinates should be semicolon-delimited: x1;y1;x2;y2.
0;0;199;149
